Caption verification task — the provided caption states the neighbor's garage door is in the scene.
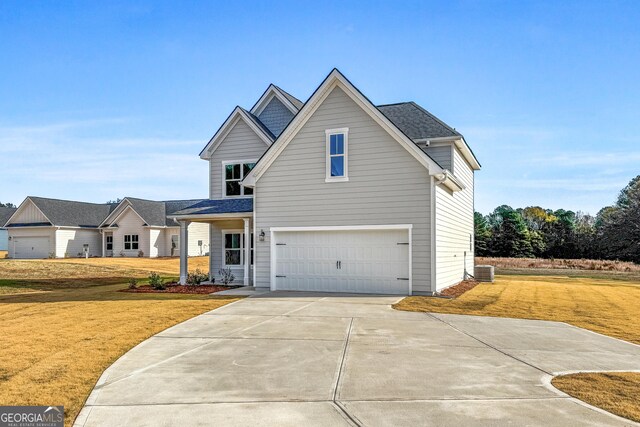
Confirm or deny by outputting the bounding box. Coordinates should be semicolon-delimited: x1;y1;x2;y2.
13;236;50;259
273;228;410;295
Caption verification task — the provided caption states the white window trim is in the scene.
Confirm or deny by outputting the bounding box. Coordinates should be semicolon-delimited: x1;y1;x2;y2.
221;229;254;269
124;234;139;251
325;128;349;182
221;159;258;198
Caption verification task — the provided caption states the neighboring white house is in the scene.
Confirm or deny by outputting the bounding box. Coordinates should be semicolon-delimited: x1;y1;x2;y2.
170;69;481;295
0;206;18;254
4;197;114;259
5;196;210;259
98;198;210;258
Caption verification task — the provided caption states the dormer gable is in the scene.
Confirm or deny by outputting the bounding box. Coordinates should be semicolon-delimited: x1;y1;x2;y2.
251;85;302;138
199;107;274;160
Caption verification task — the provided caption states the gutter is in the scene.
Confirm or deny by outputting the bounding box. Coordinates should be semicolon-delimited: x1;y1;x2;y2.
433;170;465;192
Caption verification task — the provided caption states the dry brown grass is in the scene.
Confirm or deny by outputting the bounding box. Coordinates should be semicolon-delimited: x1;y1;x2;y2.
478;256;640;273
0;250;7;259
394;273;640;422
552;373;640;423
0;257;239;426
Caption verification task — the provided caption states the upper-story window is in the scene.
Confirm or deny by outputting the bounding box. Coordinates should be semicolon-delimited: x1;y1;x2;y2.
224;161;256;197
325;128;349;182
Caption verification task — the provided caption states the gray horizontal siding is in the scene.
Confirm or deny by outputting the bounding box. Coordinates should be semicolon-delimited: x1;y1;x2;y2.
434;146;474;291
209;119;269;199
423;145;452;171
255;85;432;293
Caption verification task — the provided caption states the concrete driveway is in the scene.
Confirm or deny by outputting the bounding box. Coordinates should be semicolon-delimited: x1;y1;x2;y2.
76;291;640;426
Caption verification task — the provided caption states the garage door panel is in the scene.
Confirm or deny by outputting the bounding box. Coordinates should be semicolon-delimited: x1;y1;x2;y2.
274;229;410;295
14;236;50;259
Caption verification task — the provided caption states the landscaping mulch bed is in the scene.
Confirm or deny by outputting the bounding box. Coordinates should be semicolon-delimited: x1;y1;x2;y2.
121;284;237;294
439;279;480;298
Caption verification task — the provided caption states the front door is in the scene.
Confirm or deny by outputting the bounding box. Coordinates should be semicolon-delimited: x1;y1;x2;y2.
105;234;113;257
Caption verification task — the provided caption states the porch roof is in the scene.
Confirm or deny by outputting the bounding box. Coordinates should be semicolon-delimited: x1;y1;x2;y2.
168;198;253;220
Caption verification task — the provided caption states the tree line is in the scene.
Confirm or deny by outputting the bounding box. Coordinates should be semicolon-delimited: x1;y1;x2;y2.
475;175;640;263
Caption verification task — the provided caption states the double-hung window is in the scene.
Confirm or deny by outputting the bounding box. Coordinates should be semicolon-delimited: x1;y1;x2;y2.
124;234;139;250
325;128;349;182
223;231;254;267
106;235;113;251
224;161;256;197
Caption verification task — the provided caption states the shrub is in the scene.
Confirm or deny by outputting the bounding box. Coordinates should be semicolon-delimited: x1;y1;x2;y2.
218;268;235;285
186;269;209;286
48;252;56;259
128;278;138;289
148;272;166;290
138;250;144;258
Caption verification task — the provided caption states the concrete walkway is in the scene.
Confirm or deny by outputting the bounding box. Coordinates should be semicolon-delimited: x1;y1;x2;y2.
76;292;640;426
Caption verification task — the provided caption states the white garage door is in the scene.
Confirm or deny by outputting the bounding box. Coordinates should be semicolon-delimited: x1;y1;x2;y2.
13;236;50;259
273;228;410;295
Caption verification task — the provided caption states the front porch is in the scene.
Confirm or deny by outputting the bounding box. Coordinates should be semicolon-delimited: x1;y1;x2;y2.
169;199;254;286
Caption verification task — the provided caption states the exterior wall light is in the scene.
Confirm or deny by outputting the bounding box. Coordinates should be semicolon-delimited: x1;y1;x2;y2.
259;230;265;241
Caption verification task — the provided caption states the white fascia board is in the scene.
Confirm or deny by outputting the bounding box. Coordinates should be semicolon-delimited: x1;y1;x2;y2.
4;197;54;226
246;70;444;185
200;108;273;160
251;84;299;116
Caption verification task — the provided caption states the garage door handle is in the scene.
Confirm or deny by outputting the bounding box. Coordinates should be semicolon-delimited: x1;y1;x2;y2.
397;242;409;245
276;275;286;278
397;278;409;281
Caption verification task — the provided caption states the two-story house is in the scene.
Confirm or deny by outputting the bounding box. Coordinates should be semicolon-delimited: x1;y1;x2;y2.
170;69;481;295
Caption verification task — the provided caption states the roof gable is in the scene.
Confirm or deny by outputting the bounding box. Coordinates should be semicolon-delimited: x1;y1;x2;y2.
250;84;301;116
101;198;208;228
199;107;274;159
257;96;295;138
244;69;445;186
8;197;114;228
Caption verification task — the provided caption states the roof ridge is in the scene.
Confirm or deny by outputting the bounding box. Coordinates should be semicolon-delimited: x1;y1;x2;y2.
376;101;412;107
29;196;110;206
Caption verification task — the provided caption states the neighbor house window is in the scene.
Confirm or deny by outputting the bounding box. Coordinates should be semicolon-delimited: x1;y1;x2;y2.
224;161;256;196
223;231;254;267
106;236;113;251
325;128;349;182
124;234;139;250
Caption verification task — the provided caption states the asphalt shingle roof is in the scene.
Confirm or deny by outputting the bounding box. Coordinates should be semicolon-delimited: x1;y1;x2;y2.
107;198;208;227
377;102;461;140
0;207;17;228
27;197;116;228
171;198;253;216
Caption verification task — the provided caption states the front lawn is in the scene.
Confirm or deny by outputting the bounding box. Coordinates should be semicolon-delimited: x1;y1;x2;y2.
0;257;239;426
394;271;640;423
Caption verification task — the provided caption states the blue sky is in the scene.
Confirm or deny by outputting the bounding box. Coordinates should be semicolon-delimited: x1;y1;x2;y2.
1;1;638;215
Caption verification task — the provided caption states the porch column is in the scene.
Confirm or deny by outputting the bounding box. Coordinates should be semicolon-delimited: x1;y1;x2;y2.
179;220;190;285
243;218;250;286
